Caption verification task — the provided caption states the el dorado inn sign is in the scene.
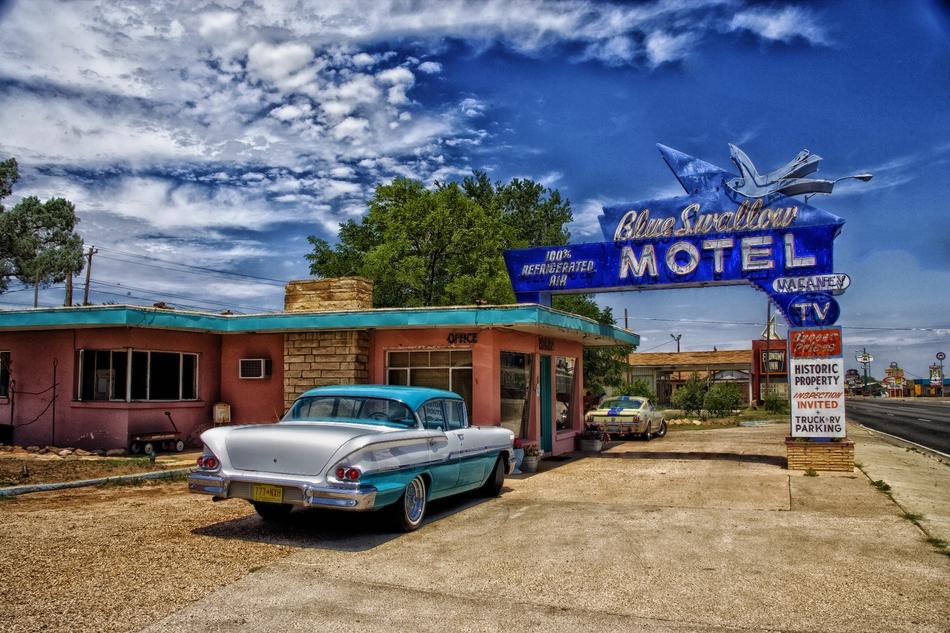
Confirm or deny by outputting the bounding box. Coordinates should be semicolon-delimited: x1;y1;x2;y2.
504;144;855;327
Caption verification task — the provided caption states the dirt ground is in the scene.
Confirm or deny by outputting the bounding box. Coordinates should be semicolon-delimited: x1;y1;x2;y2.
0;481;295;633
0;455;180;487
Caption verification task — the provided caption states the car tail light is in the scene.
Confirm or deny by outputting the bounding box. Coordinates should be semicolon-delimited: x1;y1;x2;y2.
334;466;361;481
196;454;219;470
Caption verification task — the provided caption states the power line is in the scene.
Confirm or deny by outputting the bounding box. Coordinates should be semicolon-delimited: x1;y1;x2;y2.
627;314;949;333
95;246;291;286
89;280;277;313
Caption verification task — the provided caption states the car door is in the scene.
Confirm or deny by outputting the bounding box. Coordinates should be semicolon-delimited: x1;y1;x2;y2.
447;399;488;486
421;399;460;495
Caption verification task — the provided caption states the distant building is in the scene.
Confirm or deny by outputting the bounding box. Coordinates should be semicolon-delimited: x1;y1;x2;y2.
627;350;752;405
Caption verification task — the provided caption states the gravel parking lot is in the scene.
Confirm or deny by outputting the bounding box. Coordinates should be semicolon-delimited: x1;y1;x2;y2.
0;480;293;633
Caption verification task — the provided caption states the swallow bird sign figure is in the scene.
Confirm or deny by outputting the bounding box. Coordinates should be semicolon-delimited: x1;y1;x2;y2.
504;143;864;328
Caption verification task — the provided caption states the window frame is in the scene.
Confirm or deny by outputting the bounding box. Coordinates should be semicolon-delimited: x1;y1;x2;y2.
76;348;199;402
385;348;474;414
0;351;10;399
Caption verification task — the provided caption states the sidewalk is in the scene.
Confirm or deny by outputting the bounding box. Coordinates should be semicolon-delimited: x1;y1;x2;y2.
852;423;950;549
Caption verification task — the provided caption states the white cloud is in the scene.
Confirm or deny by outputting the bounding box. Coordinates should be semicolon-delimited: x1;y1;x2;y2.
246;41;314;85
417;61;443;74
645;31;693;67
459;97;487;117
198;10;240;39
729;6;828;46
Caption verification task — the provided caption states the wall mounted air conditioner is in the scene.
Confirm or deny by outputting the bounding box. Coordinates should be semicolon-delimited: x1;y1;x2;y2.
239;358;272;379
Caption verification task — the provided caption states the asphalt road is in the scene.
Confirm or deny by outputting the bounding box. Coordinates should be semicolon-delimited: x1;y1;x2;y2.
847;398;950;455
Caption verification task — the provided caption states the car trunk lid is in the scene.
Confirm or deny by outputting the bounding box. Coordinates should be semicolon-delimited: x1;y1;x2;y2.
225;423;384;476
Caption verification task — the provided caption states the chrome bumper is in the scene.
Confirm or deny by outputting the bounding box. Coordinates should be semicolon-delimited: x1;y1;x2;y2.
599;420;648;434
188;471;377;511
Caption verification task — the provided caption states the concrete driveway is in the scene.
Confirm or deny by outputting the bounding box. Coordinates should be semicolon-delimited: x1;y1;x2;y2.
144;424;950;632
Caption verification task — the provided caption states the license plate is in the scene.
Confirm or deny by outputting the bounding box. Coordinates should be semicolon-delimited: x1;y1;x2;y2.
251;484;283;504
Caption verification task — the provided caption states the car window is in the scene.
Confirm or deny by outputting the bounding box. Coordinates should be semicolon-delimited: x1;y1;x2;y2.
603;398;645;410
285;396;415;427
445;400;465;430
422;401;446;431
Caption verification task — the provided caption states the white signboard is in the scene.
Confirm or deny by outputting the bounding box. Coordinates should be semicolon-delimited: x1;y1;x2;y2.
789;327;846;438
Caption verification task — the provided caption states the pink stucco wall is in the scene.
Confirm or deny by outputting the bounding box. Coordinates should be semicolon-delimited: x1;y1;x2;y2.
0;328;220;450
220;333;285;424
369;328;584;456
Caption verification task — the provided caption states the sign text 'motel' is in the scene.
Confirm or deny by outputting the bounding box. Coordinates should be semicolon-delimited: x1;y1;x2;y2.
504;144;849;327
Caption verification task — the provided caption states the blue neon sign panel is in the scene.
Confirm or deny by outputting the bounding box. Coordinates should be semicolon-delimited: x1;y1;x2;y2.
504;144;847;326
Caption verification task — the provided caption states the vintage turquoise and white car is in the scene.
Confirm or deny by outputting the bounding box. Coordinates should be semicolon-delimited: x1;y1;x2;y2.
584;395;667;439
188;385;515;531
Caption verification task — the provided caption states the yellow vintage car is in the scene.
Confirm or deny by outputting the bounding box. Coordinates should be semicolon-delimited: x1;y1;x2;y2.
584;396;667;440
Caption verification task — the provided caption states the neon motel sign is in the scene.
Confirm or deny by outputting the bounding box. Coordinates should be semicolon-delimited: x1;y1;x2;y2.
504;144;852;328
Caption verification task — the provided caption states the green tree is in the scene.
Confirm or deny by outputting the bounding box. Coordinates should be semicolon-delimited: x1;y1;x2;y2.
306;172;630;388
307;178;513;307
0;157;85;295
672;373;707;416
703;383;743;417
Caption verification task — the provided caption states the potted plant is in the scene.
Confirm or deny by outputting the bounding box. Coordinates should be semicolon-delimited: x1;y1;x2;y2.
511;438;525;474
578;423;609;452
521;443;541;473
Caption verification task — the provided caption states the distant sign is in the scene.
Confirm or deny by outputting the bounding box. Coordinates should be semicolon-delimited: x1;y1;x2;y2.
789;327;846;438
856;352;873;364
931;365;943;386
938;352;946;362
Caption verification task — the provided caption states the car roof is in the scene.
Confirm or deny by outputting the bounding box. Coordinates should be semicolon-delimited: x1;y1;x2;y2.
297;384;463;410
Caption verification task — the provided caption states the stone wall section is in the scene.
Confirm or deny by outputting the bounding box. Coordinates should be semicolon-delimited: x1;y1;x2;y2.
785;439;855;472
284;277;373;312
283;331;371;411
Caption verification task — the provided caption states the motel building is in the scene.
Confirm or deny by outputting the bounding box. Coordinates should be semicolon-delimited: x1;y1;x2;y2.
0;278;637;455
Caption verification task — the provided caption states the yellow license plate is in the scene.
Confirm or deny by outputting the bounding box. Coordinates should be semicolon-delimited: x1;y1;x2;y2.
251;484;283;504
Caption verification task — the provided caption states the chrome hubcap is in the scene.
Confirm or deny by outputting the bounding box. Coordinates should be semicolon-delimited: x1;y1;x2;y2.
405;478;425;524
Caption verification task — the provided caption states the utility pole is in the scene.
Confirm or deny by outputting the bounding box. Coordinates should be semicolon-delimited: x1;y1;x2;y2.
764;300;771;402
82;246;97;306
64;273;73;307
670;333;682;353
862;347;869;396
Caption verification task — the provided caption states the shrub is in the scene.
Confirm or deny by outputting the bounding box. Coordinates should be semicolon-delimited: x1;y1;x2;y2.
763;391;788;414
619;378;656;401
703;383;744;417
671;373;706;416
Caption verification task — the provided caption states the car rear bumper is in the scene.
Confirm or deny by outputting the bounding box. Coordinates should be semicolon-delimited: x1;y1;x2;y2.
188;471;378;511
596;420;649;434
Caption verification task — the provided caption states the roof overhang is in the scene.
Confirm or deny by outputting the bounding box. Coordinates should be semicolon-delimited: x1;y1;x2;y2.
0;304;639;348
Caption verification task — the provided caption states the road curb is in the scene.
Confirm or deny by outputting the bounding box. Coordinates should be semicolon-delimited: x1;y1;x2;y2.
0;468;192;498
857;424;950;461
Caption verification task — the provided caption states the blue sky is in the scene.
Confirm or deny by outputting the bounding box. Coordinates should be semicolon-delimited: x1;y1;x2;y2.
0;0;948;380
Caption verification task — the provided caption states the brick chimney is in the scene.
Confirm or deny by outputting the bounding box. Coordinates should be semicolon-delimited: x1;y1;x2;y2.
281;277;373;411
283;276;374;312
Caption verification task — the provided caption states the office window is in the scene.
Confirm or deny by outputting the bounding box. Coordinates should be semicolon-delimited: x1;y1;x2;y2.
387;350;473;416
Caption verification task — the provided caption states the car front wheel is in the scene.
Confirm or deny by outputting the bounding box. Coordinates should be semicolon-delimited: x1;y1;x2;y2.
394;476;427;532
654;420;668;438
481;457;505;497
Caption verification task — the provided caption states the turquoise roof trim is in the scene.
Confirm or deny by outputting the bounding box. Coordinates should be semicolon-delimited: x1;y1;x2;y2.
0;304;639;347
